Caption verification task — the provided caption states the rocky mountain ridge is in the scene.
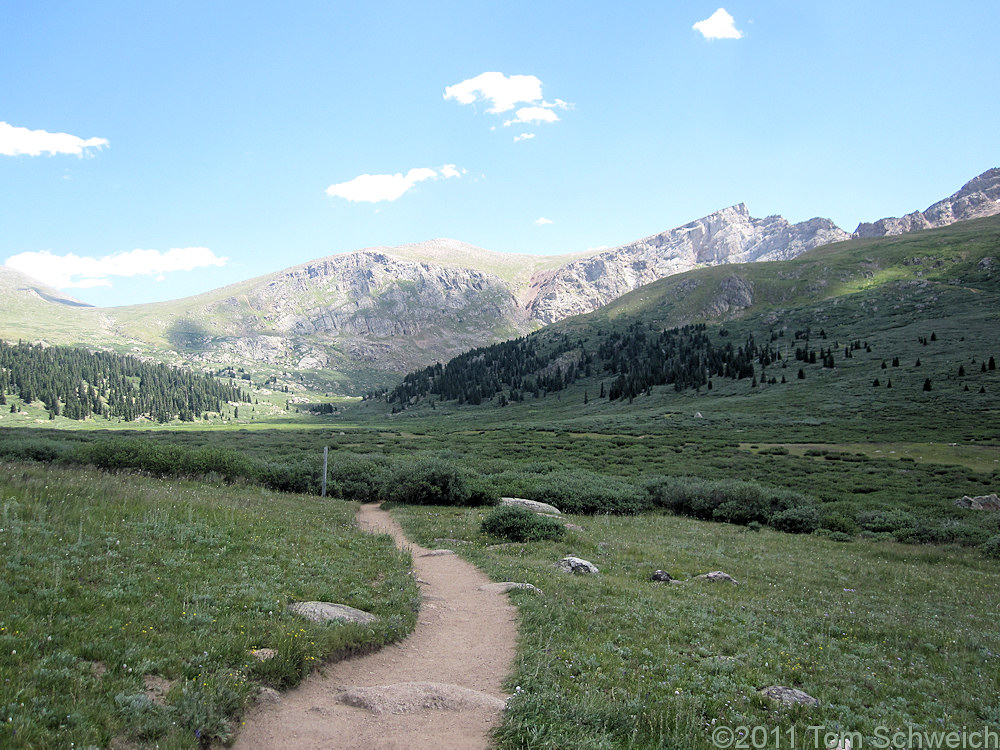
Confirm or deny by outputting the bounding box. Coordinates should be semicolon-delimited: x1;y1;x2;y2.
527;203;848;323
2;168;996;391
853;168;1000;238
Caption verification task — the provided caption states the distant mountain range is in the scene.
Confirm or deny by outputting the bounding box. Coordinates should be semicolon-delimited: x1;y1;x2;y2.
1;168;997;392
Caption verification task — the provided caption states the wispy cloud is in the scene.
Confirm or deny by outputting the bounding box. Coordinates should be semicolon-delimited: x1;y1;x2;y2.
0;121;109;157
5;247;227;290
534;217;554;226
446;72;571;131
514;133;535;143
693;8;743;40
325;164;464;203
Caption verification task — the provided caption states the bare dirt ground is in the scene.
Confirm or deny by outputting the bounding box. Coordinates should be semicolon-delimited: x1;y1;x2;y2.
232;503;518;750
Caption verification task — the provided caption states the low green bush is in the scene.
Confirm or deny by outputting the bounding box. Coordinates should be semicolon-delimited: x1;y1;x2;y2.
379;458;494;507
480;505;566;542
981;535;1000;559
770;505;821;534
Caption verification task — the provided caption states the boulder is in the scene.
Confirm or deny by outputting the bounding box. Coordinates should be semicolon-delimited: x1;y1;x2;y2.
955;493;1000;511
558;556;599;574
650;570;675;582
694;570;739;585
759;685;819;706
500;497;562;515
419;549;456;557
288;601;377;625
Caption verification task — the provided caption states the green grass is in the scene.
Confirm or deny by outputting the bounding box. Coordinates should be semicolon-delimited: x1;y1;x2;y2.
391;504;1000;749
0;461;419;748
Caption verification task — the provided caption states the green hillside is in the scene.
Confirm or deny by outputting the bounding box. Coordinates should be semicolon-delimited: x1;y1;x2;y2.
384;215;1000;443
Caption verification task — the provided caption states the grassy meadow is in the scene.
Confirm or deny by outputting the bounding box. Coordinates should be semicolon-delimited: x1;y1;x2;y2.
0;218;998;746
0;462;418;749
392;504;1000;749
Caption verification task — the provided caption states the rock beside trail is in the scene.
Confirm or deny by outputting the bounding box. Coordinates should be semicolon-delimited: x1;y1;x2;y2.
955;493;1000;511
288;601;378;625
759;685;819;706
339;681;506;715
478;582;541;594
650;570;677;582
559;556;599;574
694;570;740;585
500;497;562;515
419;549;457;557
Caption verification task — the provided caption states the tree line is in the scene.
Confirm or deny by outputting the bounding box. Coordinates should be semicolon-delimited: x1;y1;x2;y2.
0;340;249;422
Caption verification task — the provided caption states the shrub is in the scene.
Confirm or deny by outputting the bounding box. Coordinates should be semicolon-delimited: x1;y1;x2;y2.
643;476;813;527
327;455;390;502
513;470;647;515
480;505;566;542
379;458;493;507
857;508;917;535
981;536;1000;559
770;505;821;534
821;512;860;535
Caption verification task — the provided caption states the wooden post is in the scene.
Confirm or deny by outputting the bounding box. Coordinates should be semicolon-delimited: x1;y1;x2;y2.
321;445;328;497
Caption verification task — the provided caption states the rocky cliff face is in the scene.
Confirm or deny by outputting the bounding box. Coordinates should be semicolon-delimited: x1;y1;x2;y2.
853;168;1000;239
526;204;848;324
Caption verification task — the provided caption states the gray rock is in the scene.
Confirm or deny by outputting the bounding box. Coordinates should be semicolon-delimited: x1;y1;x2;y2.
339;681;506;715
650;570;675;582
854;168;1000;238
419;549;456;557
955;493;1000;511
478;582;541;594
558;556;599;574
694;570;739;585
500;497;562;515
288;601;377;624
759;685;819;706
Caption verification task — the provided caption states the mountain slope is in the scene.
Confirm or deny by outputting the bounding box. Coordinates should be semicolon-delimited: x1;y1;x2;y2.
384;215;1000;422
527;204;848;323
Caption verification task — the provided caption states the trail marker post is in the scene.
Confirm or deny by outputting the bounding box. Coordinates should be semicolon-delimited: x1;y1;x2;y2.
322;445;328;497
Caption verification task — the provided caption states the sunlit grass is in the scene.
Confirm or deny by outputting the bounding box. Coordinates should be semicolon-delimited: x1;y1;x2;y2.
393;505;1000;749
0;461;418;748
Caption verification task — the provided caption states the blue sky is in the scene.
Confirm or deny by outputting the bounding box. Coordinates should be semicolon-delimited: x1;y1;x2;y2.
2;1;998;308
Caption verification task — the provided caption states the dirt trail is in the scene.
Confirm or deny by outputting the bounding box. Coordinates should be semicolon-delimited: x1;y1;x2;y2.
232;503;517;750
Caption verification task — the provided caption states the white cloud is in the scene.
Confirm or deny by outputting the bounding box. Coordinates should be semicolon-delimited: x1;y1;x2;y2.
325;165;463;203
445;72;571;130
443;72;543;113
693;8;743;39
505;106;561;127
0;121;109;157
5;247;227;289
534;217;553;225
514;133;535;143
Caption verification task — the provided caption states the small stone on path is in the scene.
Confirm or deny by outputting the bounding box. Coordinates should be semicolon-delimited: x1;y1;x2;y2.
339;682;506;715
288;601;378;624
420;549;457;557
